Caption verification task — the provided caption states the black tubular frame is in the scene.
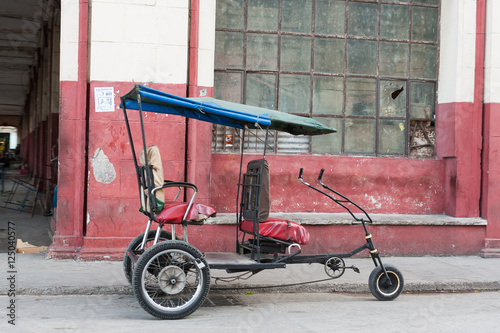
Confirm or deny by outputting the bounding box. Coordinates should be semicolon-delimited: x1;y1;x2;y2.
121;87;201;250
236;127;270;263
228;129;390;270
121;88;158;221
232;160;393;282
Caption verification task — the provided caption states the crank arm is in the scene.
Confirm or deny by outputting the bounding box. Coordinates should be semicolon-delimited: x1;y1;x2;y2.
344;265;360;273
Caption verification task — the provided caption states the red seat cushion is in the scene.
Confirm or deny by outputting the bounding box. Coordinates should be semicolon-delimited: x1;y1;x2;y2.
156;202;216;224
240;218;310;245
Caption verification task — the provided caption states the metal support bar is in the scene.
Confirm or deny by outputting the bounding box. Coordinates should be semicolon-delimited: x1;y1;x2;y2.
171;224;176;240
183;225;189;243
139;219;152;250
154;223;163;245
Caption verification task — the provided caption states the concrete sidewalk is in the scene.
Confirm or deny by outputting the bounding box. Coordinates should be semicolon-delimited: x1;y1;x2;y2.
1;253;499;296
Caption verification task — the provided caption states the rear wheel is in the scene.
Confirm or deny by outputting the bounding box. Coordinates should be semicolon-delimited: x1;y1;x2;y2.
368;264;404;301
132;240;210;320
123;230;174;284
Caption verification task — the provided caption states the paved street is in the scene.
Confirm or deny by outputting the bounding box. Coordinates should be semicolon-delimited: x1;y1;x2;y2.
2;291;500;332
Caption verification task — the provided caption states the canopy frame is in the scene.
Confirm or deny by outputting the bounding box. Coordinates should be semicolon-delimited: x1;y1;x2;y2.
120;84;334;260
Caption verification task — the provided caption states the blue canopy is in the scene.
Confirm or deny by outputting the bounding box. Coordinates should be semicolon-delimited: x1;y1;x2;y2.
121;85;336;136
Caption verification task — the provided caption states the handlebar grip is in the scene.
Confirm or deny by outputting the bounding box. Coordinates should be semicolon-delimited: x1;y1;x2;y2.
318;169;325;181
299;168;304;179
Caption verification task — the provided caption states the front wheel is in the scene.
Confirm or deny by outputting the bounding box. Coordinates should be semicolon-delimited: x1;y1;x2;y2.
368;264;404;301
132;240;210;320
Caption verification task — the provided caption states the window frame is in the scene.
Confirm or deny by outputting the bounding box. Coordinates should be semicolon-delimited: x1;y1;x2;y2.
213;0;440;157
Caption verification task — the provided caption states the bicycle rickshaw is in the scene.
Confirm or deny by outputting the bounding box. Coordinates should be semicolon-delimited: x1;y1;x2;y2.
120;85;404;320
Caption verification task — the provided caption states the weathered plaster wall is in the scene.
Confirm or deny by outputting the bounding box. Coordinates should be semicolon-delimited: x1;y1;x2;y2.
89;0;189;84
50;0;490;259
49;0;88;258
78;1;194;258
435;0;482;217
480;0;500;256
211;154;446;215
81;81;188;258
60;0;79;82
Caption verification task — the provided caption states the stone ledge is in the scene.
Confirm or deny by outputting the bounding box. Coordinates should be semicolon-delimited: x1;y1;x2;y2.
206;213;487;226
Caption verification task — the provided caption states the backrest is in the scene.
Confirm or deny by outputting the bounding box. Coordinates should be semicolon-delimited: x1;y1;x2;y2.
242;159;270;222
138;145;165;213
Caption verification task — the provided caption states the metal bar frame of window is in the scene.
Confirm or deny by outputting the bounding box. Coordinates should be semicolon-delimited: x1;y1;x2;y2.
213;0;440;158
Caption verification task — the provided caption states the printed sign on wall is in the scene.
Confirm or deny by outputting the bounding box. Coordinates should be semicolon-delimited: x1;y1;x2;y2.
94;87;115;112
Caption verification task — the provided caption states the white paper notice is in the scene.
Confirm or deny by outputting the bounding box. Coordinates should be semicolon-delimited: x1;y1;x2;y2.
94;87;115;112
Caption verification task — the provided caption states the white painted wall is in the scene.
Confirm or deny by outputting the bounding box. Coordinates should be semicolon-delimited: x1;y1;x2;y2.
60;0;79;82
484;0;500;104
89;0;189;84
197;0;216;88
438;0;477;104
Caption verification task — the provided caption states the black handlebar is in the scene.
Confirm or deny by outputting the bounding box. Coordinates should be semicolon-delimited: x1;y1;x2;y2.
318;169;325;181
300;168;326;181
298;167;373;225
299;168;326;181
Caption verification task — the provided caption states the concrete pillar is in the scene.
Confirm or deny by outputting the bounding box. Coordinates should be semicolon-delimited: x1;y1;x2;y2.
47;0;87;258
480;0;500;257
75;0;204;259
186;0;216;206
435;0;482;218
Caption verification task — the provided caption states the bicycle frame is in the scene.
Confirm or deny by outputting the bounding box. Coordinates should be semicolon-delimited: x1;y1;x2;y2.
119;86;402;321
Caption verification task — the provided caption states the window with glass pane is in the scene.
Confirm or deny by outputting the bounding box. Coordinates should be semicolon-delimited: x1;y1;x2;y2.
246;73;277;109
379;119;406;155
214;0;439;157
313;76;343;115
311;117;342;154
280;36;312;72
248;0;279;31
315;0;345;35
380;4;410;40
346;78;376;116
348;2;378;38
314;37;344;74
247;34;278;70
281;0;313;33
379;42;408;77
279;74;311;113
380;80;406;117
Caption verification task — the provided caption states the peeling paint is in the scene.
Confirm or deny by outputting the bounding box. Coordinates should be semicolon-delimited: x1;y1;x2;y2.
87;213;90;225
91;148;116;184
364;194;382;209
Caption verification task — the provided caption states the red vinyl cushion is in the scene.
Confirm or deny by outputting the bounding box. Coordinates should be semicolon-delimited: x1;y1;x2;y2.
240;218;310;245
156;202;216;224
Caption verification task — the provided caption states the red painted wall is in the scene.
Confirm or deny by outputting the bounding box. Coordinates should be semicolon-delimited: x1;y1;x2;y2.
435;102;482;217
78;81;189;258
50;80;88;257
211;154;446;215
48;0;493;259
170;224;485;257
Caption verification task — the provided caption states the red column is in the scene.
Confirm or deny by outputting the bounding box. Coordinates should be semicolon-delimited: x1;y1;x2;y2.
186;0;213;206
435;0;485;218
47;0;89;258
480;103;500;257
478;0;500;257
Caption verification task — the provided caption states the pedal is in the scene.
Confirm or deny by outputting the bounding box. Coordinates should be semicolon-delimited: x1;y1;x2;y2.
350;265;360;274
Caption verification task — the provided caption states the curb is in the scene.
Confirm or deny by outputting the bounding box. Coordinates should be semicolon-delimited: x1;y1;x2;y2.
4;281;500;296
